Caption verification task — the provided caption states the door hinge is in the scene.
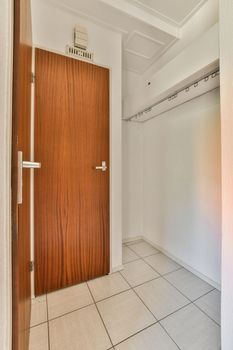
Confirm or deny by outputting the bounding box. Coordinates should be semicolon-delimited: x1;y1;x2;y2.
31;73;35;84
30;261;34;272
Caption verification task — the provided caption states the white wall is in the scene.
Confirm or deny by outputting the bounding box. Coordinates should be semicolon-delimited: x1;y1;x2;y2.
31;0;123;270
123;89;222;287
142;90;221;287
0;1;13;349
122;121;143;239
122;69;141;97
219;1;233;348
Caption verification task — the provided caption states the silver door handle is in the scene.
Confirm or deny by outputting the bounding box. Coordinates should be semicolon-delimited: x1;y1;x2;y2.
18;151;41;204
23;161;41;168
95;161;107;172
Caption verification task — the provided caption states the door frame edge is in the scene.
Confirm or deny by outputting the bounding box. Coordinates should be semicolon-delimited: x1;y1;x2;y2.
0;0;14;349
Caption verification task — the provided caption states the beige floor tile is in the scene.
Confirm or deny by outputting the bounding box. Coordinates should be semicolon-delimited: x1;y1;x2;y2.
144;253;181;275
129;242;159;257
30;295;47;327
161;304;221;350
29;323;49;350
47;282;93;319
194;289;221;325
88;272;130;302
115;323;178;350
121;259;159;287
49;304;111;350
97;290;155;345
122;246;139;264
164;268;214;301
135;278;189;320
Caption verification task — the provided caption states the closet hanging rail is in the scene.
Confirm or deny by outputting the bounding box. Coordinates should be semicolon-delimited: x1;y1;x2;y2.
125;68;220;123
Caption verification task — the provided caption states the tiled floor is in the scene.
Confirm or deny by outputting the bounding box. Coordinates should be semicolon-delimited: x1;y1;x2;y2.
29;240;221;350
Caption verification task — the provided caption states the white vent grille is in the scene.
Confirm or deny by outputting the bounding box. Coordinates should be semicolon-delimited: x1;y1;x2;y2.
66;45;94;62
74;26;88;50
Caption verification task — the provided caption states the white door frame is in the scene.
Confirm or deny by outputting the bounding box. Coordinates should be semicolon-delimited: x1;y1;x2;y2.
219;1;233;348
0;1;13;349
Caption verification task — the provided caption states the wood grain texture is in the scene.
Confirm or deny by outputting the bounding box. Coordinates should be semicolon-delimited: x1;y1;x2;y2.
12;0;32;349
34;49;110;295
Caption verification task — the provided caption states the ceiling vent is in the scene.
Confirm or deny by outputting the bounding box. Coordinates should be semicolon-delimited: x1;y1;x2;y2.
74;25;88;50
66;45;94;62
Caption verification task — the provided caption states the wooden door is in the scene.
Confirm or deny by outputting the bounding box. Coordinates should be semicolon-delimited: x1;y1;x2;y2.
12;0;32;349
34;49;110;295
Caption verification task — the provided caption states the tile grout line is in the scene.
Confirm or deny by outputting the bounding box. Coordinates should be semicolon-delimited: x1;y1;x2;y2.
30;269;159;327
156;303;192;323
142;251;215;296
160;266;184;276
126;245;161;260
126;244;181;271
139;249;218;313
127;243;215;294
126;244;181;274
143;254;220;326
86;282;115;349
119;270;182;350
31;260;218;328
124;242;221;346
126;242;221;326
122;256;141;264
30;275;157;328
30;240;220;349
122;265;220;331
142;258;196;302
158;321;182;350
113;321;158;348
104;270;163;348
119;271;157;321
98;270;166;348
191;296;221;327
94;279;187;350
133;283;217;325
192;288;218;303
123;244;142;258
32;284;143;328
122;275;160;289
149;287;218;325
30;320;48;330
127;244;209;303
41;301;95;323
94;286;132;303
161;271;219;325
46;294;51;350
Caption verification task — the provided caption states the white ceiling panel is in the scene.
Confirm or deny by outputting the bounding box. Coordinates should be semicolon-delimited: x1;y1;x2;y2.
125;31;164;59
127;0;207;25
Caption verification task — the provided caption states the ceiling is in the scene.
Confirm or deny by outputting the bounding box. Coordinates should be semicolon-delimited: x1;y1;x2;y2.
125;0;207;26
48;0;209;75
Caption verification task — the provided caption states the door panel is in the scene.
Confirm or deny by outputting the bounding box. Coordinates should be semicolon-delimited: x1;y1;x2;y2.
12;0;32;349
34;49;110;295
